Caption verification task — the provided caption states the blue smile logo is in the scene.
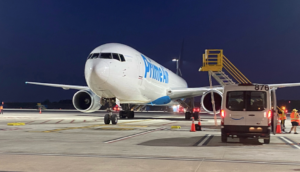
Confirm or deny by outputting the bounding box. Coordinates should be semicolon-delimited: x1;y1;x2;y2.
141;55;169;83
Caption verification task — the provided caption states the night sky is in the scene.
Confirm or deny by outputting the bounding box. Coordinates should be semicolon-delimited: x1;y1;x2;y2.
1;0;300;102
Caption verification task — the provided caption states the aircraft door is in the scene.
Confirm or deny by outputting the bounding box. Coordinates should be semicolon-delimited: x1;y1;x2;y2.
271;89;278;135
138;55;144;86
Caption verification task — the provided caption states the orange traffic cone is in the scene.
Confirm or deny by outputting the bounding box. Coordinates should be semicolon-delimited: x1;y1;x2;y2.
39;108;42;114
198;115;201;126
190;117;196;132
276;119;281;134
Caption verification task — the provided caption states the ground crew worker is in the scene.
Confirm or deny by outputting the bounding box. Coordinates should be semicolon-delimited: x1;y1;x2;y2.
0;105;3;114
289;109;299;134
279;110;287;132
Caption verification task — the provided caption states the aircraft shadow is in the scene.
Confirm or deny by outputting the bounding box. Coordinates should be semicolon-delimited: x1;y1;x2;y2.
138;136;263;147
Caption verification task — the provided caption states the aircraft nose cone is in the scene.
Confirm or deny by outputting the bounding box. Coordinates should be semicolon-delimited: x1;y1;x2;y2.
85;60;110;86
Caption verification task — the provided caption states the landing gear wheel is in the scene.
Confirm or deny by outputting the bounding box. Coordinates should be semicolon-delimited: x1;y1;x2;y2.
111;114;118;125
119;111;126;119
185;112;191;120
104;114;110;124
193;112;199;120
127;111;134;119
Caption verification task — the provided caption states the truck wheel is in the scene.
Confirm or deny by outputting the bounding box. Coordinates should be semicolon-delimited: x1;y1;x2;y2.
221;134;227;143
221;129;227;142
264;138;270;144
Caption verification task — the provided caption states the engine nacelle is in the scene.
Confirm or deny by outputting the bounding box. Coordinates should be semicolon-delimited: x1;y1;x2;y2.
201;90;223;114
72;90;101;113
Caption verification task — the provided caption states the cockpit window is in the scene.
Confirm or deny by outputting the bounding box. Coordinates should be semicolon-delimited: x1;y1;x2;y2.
119;54;125;62
87;54;93;59
90;53;99;59
100;53;112;59
112;53;120;61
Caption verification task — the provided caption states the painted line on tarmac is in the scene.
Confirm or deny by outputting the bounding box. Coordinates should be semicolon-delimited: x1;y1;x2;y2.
104;127;165;144
40;120;51;124
70;120;75;123
32;119;152;133
162;122;177;126
202;135;214;146
26;121;35;124
193;134;208;146
55;120;64;124
281;137;300;149
195;134;213;146
279;136;300;149
5;153;300;166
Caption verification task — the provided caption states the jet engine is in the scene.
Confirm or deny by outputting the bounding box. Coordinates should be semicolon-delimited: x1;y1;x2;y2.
201;90;223;114
72;90;101;113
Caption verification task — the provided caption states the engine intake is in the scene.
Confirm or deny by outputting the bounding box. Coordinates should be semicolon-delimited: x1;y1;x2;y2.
201;90;223;114
72;90;101;113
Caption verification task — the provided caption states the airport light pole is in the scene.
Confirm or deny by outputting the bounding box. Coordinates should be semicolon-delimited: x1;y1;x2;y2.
172;58;179;75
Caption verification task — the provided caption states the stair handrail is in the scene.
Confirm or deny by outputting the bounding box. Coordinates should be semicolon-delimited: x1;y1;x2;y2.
223;55;252;84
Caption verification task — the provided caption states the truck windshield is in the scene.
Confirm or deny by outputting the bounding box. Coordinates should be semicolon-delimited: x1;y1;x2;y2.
226;91;267;111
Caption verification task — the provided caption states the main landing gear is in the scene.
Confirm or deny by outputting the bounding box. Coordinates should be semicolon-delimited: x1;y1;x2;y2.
185;112;199;120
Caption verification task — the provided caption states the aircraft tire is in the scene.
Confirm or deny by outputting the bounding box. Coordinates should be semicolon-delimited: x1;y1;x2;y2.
111;114;118;125
104;114;110;124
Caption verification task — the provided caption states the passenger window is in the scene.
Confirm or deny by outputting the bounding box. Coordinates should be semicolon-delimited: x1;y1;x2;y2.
91;53;99;59
100;53;112;59
112;53;120;61
119;54;126;62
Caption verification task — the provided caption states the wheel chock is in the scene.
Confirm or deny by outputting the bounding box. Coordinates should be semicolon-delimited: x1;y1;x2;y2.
7;122;26;126
171;126;181;129
195;124;202;131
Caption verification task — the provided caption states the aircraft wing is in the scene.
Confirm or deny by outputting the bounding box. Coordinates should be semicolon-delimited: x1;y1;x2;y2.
168;86;223;99
25;81;88;90
268;83;300;89
168;82;300;99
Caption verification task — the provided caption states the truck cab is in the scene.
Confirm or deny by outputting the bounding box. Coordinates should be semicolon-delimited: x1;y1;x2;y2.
221;84;277;144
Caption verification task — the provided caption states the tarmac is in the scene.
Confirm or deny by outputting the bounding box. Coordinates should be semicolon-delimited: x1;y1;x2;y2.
0;109;299;172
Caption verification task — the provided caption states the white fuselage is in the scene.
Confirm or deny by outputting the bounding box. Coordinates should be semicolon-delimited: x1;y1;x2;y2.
84;43;187;104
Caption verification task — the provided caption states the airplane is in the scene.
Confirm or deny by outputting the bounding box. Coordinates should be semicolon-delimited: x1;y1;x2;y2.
26;43;300;125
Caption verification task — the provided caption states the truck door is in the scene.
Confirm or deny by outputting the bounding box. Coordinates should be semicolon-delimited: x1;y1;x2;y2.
271;89;278;135
244;91;268;126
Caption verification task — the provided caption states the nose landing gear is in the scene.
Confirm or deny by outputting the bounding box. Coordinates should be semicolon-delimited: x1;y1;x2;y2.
104;98;119;125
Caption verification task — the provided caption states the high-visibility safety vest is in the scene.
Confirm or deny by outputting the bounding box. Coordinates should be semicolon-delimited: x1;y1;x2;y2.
290;112;299;123
279;113;287;120
0;106;3;110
